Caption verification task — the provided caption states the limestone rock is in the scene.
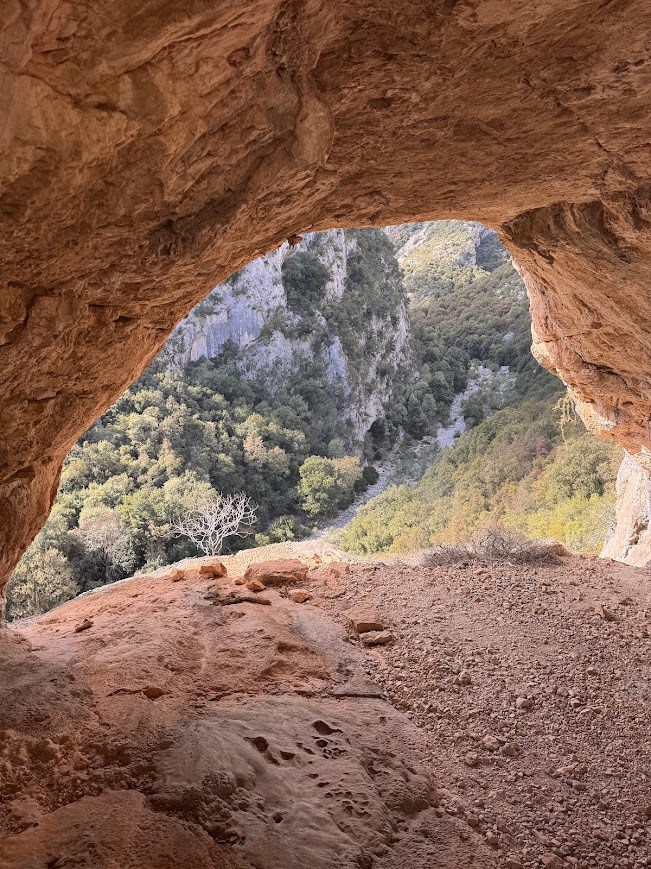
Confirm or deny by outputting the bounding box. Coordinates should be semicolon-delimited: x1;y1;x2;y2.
310;562;351;581
163;231;411;445
167;570;185;583
602;452;651;567
360;630;394;646
541;854;563;869
243;559;308;587
198;562;228;578
0;556;495;869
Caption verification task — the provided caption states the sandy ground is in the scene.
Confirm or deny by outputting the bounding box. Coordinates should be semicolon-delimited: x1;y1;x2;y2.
316;554;651;869
0;545;650;868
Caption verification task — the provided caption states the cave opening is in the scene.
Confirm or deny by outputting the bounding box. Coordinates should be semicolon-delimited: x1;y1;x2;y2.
2;219;649;869
3;1;651;863
3;218;621;622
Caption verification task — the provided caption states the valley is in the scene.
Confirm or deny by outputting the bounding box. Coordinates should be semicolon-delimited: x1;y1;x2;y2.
6;221;620;622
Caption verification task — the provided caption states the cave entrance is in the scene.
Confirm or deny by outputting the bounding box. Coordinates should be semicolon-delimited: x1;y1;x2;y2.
3;220;620;621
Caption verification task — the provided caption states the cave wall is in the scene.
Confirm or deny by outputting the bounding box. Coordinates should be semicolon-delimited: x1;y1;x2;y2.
3;0;651;596
601;453;651;566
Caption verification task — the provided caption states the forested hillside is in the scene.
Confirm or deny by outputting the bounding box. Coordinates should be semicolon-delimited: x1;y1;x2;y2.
388;220;559;429
339;221;620;557
6;220;618;619
339;400;620;555
164;228;412;443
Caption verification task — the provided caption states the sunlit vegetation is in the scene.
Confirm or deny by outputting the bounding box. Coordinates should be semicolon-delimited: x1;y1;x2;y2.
338;400;620;556
393;221;560;429
6;221;619;618
5;229;405;620
4;355;372;619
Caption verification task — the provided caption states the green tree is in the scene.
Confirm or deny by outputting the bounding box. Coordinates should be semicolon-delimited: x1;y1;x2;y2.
6;539;79;620
282;251;331;313
298;455;360;518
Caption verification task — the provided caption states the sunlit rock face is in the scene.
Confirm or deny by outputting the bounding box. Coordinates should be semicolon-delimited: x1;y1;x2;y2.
2;0;651;597
163;229;411;444
602;453;651;567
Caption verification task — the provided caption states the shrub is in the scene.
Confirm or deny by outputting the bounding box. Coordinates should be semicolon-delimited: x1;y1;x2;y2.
421;527;564;567
281;251;330;313
362;465;380;485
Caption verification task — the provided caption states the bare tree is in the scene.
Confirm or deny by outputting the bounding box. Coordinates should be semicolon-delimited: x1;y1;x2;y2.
170;493;257;556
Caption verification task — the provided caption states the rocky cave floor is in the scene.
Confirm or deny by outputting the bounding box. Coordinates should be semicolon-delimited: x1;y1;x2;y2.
0;544;650;869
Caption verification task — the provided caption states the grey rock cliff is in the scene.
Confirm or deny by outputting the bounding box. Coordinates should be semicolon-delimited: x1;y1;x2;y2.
602;453;651;567
163;229;412;445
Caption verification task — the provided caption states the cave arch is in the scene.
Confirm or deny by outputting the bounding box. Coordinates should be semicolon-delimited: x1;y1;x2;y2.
2;0;651;601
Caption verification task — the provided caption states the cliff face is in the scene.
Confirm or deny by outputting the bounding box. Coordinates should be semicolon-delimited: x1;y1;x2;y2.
3;0;651;596
602;453;651;566
163;229;411;444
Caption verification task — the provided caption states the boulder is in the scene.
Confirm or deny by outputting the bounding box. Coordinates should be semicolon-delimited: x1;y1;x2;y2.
360;630;394;647
198;562;227;578
343;607;387;635
288;589;311;603
310;562;351;581
243;559;308;587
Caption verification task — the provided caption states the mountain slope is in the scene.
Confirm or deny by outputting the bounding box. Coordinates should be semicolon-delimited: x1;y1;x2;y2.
339;222;619;556
339;401;619;555
164;228;411;444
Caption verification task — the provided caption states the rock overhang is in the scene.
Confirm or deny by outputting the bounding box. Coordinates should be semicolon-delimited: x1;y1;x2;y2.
2;0;651;596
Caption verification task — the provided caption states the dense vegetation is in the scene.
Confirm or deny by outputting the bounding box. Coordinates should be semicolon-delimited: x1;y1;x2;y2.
5;351;385;619
6;230;408;619
336;220;619;558
7;220;619;619
388;221;559;434
339;399;620;556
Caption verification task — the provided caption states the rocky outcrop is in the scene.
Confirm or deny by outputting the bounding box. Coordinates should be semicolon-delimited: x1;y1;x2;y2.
163;228;411;443
601;452;651;567
3;1;651;599
0;558;494;868
3;544;651;866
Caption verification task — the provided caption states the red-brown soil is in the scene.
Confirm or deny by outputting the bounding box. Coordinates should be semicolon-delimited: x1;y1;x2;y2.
1;548;650;868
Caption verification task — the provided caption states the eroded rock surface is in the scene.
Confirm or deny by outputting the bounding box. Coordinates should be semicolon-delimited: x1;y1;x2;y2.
3;1;651;592
0;561;492;869
243;558;309;586
2;548;651;867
